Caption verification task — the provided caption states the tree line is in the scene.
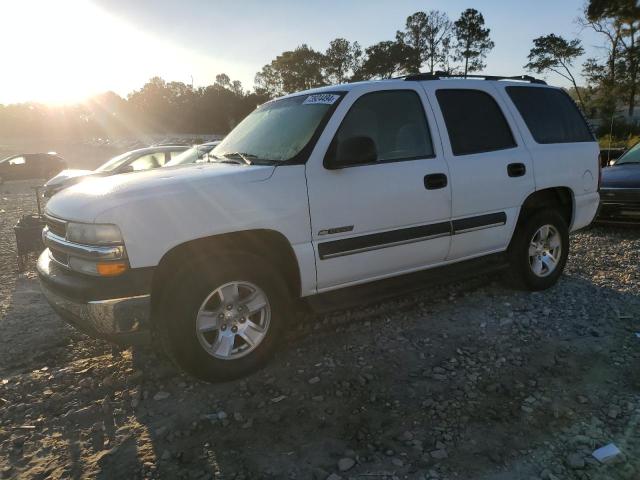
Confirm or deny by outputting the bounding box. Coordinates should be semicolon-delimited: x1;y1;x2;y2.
0;1;637;143
254;8;494;97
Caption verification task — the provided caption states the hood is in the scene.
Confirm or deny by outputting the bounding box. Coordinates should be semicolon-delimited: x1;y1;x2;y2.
601;164;640;189
45;163;275;222
44;169;98;187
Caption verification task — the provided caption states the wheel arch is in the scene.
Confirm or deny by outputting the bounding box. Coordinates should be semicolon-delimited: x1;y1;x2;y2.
150;229;302;320
516;187;574;230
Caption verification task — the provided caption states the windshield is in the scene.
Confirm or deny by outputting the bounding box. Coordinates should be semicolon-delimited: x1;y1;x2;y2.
614;142;640;165
96;151;136;172
211;92;343;163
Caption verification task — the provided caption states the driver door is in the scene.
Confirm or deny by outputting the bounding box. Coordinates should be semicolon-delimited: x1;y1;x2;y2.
305;84;453;291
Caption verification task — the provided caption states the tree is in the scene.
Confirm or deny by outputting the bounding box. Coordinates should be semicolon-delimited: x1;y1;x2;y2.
396;11;453;74
423;11;453;73
453;9;494;76
525;34;586;110
215;73;231;89
582;0;640;116
358;41;413;80
255;44;326;97
396;12;428;73
324;38;362;84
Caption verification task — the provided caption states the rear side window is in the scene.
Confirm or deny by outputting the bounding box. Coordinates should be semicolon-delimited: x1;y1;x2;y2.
506;86;593;144
436;89;516;156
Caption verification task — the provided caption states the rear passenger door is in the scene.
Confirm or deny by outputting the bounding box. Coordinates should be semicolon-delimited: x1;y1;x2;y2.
421;82;535;260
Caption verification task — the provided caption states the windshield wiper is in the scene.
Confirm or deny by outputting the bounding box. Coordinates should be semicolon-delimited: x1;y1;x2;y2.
614;161;640;166
220;152;256;165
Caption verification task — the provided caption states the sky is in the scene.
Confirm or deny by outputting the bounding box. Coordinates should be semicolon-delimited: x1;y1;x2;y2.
0;0;607;105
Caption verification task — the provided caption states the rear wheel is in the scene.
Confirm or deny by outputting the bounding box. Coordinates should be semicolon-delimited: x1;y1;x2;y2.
508;210;569;291
158;253;290;381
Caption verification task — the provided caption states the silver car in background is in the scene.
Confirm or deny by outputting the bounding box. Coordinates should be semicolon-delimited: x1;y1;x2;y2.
43;144;189;198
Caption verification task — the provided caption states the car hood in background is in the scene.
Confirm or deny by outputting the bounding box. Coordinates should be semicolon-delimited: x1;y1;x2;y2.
601;164;640;189
44;169;100;187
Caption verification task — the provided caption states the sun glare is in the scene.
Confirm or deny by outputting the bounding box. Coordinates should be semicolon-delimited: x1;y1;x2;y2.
0;0;253;105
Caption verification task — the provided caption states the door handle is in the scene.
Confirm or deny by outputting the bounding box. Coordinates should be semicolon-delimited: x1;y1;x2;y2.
424;173;448;190
507;163;526;177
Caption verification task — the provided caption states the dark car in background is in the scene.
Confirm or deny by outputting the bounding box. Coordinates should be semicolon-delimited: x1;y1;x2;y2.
43;144;188;197
597;141;640;225
0;153;66;182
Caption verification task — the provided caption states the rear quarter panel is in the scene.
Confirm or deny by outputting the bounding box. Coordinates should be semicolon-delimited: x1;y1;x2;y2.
495;83;600;229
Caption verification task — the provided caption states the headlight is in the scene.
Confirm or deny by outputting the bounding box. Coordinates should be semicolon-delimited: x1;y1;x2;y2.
66;223;123;245
68;256;128;277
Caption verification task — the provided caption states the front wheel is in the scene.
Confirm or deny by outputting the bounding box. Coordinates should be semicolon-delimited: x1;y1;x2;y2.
158;254;290;381
508;210;569;291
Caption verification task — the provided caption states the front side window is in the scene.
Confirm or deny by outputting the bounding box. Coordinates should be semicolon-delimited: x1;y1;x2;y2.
506;86;593;144
129;153;164;171
212;93;344;163
436;89;516;156
331;90;434;165
96;151;135;173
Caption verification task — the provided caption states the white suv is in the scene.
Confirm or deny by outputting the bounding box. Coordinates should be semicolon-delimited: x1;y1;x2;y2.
38;74;600;381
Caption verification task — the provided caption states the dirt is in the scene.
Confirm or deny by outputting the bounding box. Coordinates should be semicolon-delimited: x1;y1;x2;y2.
1;180;639;480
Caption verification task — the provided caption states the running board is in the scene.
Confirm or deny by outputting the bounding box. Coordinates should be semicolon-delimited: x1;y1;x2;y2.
304;253;509;314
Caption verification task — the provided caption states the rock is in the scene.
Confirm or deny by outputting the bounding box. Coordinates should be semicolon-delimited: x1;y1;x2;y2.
217;411;228;420
540;469;559;480
326;474;343;480
566;453;585;469
337;457;356;472
153;391;171;401
312;467;330;480
392;457;404;467
430;449;448;460
608;406;620;419
161;449;171;461
344;450;358;459
308;376;321;384
103;374;115;387
271;395;286;403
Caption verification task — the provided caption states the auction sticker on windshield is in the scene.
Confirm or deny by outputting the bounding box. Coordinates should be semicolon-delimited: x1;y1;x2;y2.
303;94;340;105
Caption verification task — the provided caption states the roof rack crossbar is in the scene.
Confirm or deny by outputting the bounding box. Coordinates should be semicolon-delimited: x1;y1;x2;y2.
403;72;546;85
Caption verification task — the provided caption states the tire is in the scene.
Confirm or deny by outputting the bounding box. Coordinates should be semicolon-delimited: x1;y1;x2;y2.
507;209;569;291
157;252;290;382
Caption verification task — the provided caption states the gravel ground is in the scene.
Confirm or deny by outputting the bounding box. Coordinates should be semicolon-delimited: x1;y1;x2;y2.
1;181;639;480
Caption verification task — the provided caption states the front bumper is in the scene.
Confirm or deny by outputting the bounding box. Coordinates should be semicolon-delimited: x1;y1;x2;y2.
37;250;153;345
595;188;640;225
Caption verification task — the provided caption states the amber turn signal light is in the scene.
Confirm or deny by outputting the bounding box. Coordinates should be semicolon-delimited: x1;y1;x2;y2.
96;262;128;277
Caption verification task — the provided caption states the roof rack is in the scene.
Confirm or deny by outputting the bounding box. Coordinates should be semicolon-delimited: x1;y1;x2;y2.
403;72;546;85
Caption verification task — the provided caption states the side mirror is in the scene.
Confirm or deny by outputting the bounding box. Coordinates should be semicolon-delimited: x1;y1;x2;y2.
326;136;377;169
120;165;135;173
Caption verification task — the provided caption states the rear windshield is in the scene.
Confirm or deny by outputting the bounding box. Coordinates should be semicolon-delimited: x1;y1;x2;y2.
506;86;593;144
